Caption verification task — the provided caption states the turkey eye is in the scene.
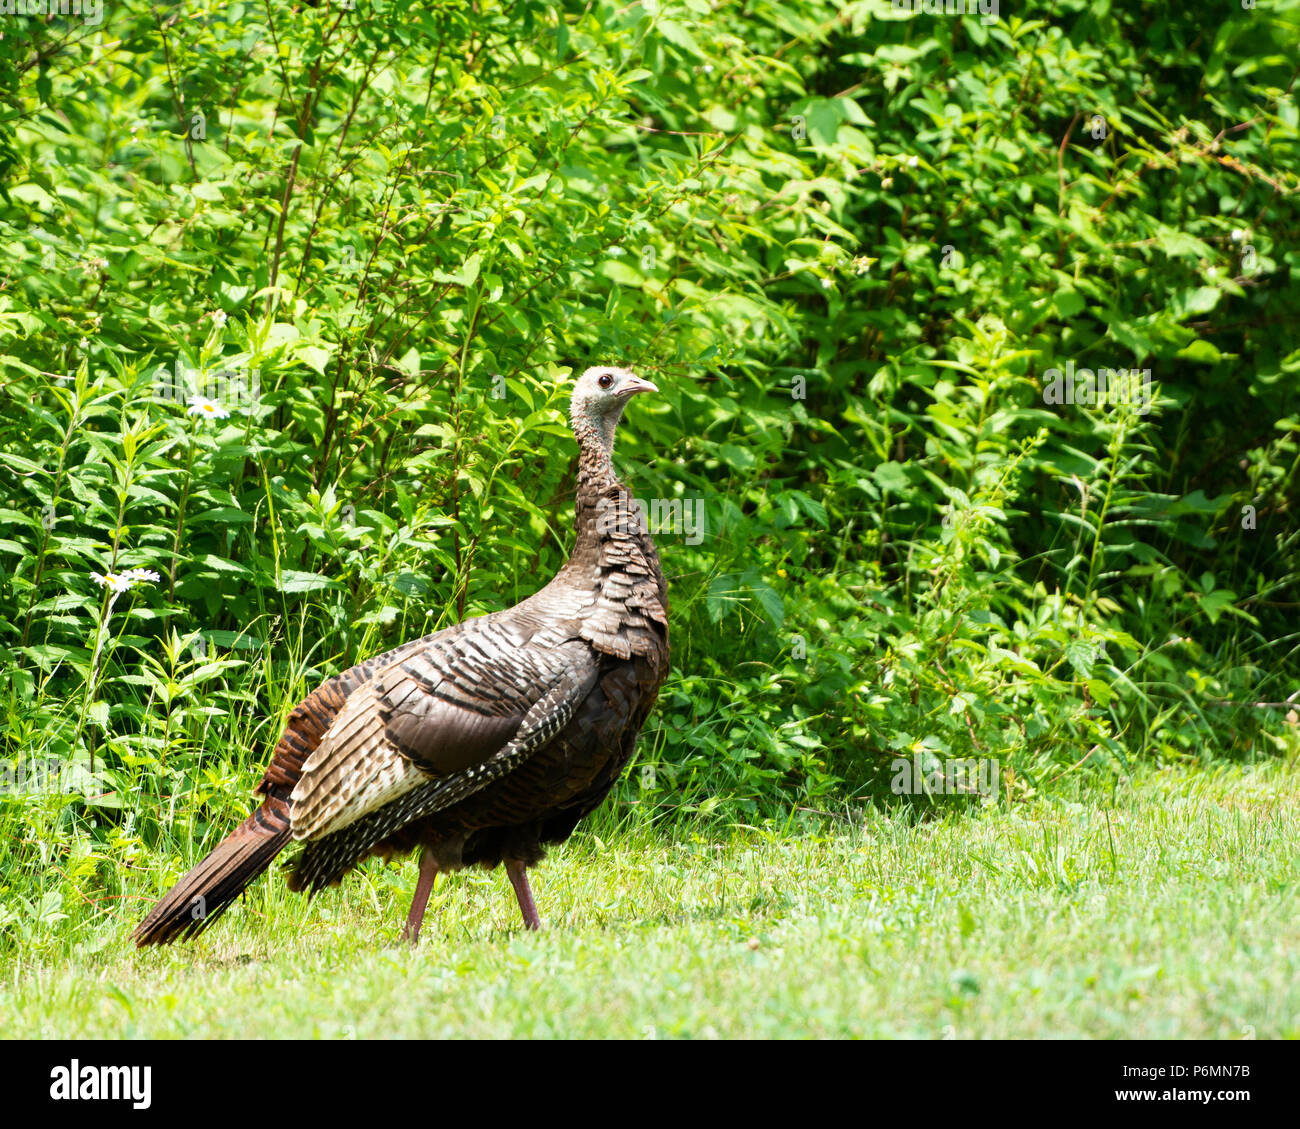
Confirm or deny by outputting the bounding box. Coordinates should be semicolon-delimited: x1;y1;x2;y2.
597;374;614;389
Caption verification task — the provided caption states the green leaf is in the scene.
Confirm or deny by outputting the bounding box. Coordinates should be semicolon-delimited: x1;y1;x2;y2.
191;554;252;578
749;581;784;629
277;570;342;594
1053;290;1086;319
657;19;702;57
1176;339;1223;363
432;253;482;288
1199;589;1237;624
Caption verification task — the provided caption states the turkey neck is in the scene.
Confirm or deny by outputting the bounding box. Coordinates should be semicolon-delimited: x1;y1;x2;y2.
561;410;663;590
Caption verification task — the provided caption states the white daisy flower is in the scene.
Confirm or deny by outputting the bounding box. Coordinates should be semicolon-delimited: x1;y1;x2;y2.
187;396;230;420
91;568;160;594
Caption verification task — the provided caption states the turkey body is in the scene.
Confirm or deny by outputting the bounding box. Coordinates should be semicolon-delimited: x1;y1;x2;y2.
363;621;661;875
134;367;668;944
283;578;668;895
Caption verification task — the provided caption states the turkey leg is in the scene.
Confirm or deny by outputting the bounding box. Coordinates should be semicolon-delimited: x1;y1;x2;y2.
506;859;542;931
403;848;440;943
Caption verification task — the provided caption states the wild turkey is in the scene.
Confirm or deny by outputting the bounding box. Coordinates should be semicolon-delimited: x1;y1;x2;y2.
135;366;669;944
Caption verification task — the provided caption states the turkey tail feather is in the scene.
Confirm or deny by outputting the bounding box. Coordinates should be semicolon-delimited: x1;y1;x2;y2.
133;797;291;946
134;655;394;945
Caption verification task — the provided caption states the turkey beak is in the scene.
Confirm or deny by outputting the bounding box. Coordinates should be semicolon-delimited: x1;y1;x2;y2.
617;376;659;398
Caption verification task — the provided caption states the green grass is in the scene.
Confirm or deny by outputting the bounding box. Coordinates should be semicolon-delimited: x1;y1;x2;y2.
4;761;1298;1038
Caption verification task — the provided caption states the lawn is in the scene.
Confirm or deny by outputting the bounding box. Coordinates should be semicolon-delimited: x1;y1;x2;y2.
5;761;1297;1038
